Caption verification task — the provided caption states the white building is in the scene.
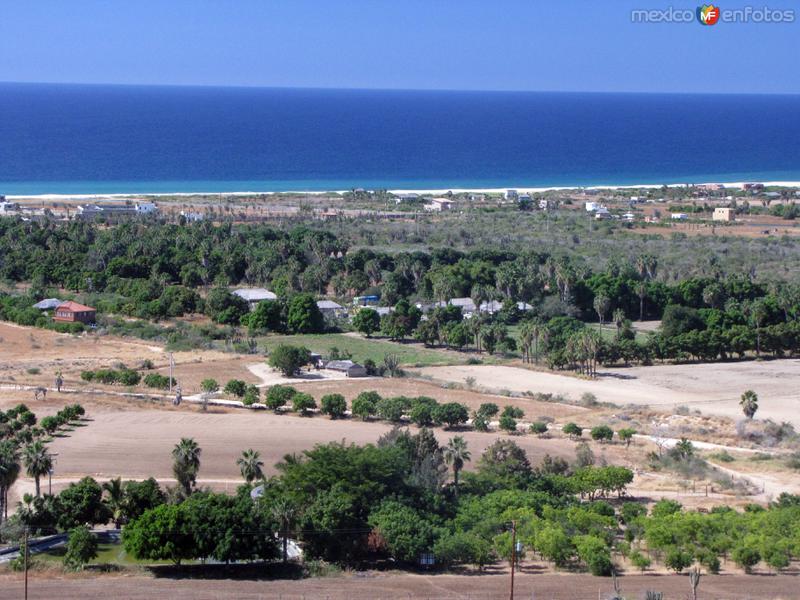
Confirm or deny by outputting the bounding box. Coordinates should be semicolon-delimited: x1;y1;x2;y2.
317;300;345;317
505;189;519;200
233;288;277;310
671;213;689;220
585;201;602;212
136;202;158;214
423;198;454;211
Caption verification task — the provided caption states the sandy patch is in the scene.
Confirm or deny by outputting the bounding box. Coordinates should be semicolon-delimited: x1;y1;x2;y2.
416;360;800;427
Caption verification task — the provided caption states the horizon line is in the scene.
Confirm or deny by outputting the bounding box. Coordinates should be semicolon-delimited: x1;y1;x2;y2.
2;80;799;97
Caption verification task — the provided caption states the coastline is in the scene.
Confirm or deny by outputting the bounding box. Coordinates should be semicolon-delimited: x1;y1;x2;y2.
5;180;800;201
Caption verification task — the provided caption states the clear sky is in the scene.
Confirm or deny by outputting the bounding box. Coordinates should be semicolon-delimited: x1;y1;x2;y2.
1;0;798;93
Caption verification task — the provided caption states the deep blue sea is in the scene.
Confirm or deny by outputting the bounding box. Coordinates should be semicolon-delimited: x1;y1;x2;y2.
1;83;799;194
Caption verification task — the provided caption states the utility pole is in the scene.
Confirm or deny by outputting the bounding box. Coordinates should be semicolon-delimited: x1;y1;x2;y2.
509;520;516;600
169;353;175;393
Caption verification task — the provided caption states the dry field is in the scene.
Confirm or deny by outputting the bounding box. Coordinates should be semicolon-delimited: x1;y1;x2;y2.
415;360;800;428
2;570;799;600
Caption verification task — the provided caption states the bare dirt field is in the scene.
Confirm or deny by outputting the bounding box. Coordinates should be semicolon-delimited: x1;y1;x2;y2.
2;570;799;599
5;398;588;505
415;360;800;427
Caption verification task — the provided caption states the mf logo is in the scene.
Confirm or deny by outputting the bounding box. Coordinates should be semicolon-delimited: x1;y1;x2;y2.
697;4;721;25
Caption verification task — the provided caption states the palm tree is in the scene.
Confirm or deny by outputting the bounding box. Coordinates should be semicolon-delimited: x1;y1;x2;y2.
102;477;126;528
22;441;53;498
236;449;264;483
612;308;626;337
636;281;647;321
172;438;201;498
519;322;534;363
740;390;758;420
443;436;471;499
593;294;610;328
0;441;21;522
271;498;298;563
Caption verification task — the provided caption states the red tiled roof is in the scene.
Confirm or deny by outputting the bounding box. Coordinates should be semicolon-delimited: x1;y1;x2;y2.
56;301;96;313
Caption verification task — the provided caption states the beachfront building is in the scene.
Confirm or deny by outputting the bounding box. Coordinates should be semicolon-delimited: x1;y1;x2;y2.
53;301;96;324
423;198;454;211
135;202;158;214
712;207;734;222
395;193;420;204
505;190;519;200
233;288;277;310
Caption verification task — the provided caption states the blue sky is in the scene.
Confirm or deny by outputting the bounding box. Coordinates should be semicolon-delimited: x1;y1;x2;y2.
1;0;798;93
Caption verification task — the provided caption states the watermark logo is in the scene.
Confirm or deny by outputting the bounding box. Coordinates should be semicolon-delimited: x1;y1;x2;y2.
697;4;721;25
631;4;795;23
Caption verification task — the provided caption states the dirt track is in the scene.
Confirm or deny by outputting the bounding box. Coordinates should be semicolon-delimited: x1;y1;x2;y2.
1;571;799;599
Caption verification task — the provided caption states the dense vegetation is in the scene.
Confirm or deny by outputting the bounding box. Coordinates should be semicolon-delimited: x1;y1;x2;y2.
8;432;800;577
1;217;798;368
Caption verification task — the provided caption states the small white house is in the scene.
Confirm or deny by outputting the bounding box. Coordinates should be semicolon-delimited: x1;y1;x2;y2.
317;300;345;317
424;198;454;212
135;202;158;214
180;211;204;222
671;213;689;221
505;189;519;200
233;288;277;310
585;201;601;212
325;360;367;378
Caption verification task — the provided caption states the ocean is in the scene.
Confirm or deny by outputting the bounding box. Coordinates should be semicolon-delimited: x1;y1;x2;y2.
1;82;799;195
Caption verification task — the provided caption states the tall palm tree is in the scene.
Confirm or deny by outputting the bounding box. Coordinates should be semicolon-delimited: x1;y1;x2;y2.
519;322;534;364
593;294;610;328
612;308;626;337
102;477;126;528
236;449;264;483
272;497;298;563
22;441;52;498
443;436;471;499
0;441;21;522
172;438;201;498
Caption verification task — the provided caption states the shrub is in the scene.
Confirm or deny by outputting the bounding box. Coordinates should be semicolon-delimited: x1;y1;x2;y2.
617;427;636;447
201;378;219;393
243;385;260;406
409;396;438;427
292;392;316;416
351;391;380;420
664;547;693;573
117;369;141;386
320;394;347;419
529;422;548;435
63;526;98;571
80;371;95;382
268;344;312;377
590;425;614;443
266;385;296;411
499;414;517;434
223;379;247;397
472;413;490;432
376;396;409;423
476;403;499;418
630;550;651;573
432;402;469;429
501;405;524;419
563;422;583;439
143;373;175;390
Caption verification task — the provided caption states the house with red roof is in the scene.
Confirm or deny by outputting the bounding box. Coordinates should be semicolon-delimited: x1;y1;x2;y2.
53;301;96;324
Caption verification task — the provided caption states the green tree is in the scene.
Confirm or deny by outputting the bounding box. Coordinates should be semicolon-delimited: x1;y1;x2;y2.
63;525;98;571
247;299;285;333
320;394;347;419
432;402;469;429
102;477;125;528
200;378;219;393
529;422;548;436
268;344;311;377
368;500;433;563
740;389;758;420
443;436;471;498
590;425;614;443
172;438;201;498
352;308;381;337
236;449;264;483
562;422;583;440
351;391;380;420
22;441;53;497
498;414;517;434
266;385;296;411
618;428;636;447
665;547;693;573
732;544;760;573
292;392;317;416
0;442;21;522
223;379;247;397
287;293;325;334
